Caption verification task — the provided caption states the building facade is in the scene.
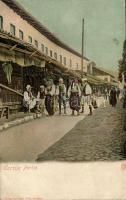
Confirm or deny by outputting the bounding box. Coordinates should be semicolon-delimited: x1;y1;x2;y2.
0;0;116;114
92;66;118;85
0;0;89;72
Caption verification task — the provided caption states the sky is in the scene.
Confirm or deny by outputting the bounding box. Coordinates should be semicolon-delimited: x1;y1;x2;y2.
16;0;125;72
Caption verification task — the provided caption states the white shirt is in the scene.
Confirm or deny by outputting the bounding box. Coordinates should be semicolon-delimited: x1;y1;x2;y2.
68;83;81;96
45;84;56;96
23;91;32;102
85;84;92;95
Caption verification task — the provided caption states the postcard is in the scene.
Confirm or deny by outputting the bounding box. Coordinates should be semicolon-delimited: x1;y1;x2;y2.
0;0;126;199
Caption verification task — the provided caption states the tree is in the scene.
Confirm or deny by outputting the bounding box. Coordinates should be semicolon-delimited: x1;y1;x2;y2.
118;40;126;82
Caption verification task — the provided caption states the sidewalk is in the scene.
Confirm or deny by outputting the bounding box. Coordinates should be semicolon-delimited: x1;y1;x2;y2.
0;96;105;132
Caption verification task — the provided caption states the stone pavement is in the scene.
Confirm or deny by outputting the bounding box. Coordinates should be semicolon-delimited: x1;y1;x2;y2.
0;97;104;162
37;102;126;162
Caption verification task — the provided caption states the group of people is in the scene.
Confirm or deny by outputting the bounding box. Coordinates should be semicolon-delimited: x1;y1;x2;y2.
23;77;126;116
23;77;94;116
109;86;126;108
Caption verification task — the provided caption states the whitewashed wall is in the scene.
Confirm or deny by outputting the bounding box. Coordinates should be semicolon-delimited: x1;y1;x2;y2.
96;75;111;82
0;1;89;72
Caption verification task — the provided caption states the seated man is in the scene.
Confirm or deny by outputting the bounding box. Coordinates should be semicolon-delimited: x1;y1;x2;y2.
23;85;36;112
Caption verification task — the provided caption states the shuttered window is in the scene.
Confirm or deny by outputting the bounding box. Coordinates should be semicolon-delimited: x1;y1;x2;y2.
0;16;3;29
28;36;32;44
60;55;62;63
34;40;38;48
19;29;24;40
10;24;16;36
70;59;72;68
64;57;66;65
41;44;44;52
54;52;57;60
50;50;53;57
45;47;48;55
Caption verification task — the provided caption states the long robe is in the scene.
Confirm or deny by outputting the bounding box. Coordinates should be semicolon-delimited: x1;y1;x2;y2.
109;89;117;107
69;84;81;111
45;85;56;115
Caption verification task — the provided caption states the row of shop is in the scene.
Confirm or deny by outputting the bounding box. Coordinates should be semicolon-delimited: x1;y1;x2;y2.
0;29;114;114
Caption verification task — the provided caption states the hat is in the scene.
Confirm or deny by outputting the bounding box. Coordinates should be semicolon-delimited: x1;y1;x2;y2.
59;78;63;82
40;85;44;89
26;85;31;90
82;78;87;82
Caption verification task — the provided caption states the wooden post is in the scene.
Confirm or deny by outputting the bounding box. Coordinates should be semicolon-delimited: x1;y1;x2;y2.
81;18;84;78
125;0;126;40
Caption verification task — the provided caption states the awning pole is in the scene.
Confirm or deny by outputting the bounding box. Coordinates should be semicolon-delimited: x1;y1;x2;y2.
81;18;84;78
125;0;126;40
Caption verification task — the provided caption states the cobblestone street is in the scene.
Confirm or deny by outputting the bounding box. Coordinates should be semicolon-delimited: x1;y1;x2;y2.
37;103;126;161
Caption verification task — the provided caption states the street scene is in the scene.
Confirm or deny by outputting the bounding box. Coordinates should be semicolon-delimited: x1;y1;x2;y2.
0;0;126;163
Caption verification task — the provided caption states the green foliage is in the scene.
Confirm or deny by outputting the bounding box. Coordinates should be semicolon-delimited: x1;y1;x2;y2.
118;40;126;81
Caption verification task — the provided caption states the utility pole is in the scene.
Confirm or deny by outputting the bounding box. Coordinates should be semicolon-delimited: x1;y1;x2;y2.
81;18;84;78
125;0;126;40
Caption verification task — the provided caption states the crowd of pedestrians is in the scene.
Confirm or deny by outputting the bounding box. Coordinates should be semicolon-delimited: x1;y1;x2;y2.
23;77;95;116
23;77;126;117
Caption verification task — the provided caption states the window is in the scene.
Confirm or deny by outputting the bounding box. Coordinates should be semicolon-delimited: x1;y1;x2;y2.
19;29;24;40
45;47;48;55
10;24;16;36
54;52;57;60
69;59;72;68
34;40;38;48
104;78;108;82
41;44;44;52
76;63;78;70
0;16;3;29
60;55;62;63
50;50;53;57
64;57;66;65
28;36;32;44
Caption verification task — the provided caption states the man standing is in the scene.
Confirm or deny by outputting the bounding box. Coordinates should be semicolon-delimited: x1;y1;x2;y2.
116;88;120;101
68;79;81;116
36;85;46;115
57;78;67;115
45;79;56;116
80;78;93;115
109;87;117;107
80;78;86;113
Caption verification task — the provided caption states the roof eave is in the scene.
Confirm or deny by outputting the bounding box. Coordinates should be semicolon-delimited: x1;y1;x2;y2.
1;0;89;61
